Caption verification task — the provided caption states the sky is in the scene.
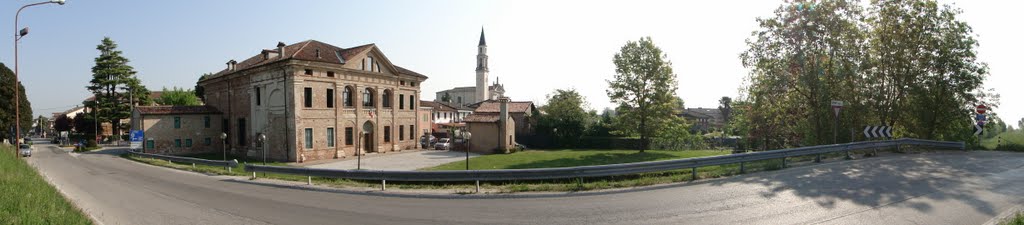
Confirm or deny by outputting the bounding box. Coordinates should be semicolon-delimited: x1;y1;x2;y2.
2;0;1021;128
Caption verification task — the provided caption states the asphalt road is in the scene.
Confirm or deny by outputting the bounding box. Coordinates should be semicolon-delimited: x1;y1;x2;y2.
26;142;1024;225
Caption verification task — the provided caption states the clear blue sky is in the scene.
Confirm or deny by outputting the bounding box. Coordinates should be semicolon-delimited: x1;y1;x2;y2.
3;0;1021;128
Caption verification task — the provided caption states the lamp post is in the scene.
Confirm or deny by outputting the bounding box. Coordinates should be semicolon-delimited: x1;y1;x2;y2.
14;0;66;157
257;133;267;166
464;130;472;170
358;131;366;170
220;132;227;169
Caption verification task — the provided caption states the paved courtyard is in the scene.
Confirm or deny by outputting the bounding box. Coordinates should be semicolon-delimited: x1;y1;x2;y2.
304;150;481;171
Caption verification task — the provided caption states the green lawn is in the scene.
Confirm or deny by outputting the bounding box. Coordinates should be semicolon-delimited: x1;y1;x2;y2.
982;131;1024;150
425;149;730;170
0;145;92;224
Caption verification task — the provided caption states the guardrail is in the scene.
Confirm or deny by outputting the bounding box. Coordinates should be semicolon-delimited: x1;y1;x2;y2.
245;138;964;191
128;150;239;172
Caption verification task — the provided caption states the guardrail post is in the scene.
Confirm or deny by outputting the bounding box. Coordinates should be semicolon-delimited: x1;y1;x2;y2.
691;167;697;180
227;165;232;173
307;176;312;185
577;177;583;190
252;171;256;179
476;180;481;193
781;157;786;168
739;162;745;174
381;180;386;191
815;154;821;163
845;150;852;160
192;163;196;168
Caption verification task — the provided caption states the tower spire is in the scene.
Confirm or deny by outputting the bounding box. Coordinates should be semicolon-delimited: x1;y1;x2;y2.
479;27;486;46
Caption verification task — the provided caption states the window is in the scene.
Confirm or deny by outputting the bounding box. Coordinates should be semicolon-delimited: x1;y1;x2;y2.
410;82;416;87
375;63;381;73
204;137;211;146
345;127;353;145
146;140;154;149
304;69;313;75
410;125;414;140
304;87;313;108
343;87;353;107
174;117;181;128
255;86;261;106
304;128;313;149
363;88;374;107
175;139;182;147
400;81;405;86
185;139;193;147
382;90;392;108
399;94;405;110
204;116;211;128
409;95;415;109
237;118;246;146
327;128;335;147
326;89;335;108
384;126;391;143
315;49;321;58
222;119;229;133
327;71;335;77
399;125;405;141
362;58;367;71
457;96;462;104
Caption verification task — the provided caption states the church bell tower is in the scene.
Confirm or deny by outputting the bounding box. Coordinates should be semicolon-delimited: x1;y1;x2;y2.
476;28;489;102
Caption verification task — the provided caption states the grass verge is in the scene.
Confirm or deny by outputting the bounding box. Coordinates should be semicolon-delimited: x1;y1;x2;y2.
0;145;92;224
125;149;875;193
1003;212;1024;225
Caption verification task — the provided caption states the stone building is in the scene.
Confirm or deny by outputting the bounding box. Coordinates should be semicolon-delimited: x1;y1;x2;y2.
131;106;224;155
469;99;536;143
197;40;428;162
464;98;515;154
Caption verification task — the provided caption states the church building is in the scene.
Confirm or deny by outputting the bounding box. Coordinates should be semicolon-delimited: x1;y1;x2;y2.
435;28;505;107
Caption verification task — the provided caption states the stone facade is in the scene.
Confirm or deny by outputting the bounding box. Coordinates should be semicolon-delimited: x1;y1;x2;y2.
198;40;428;162
131;106;224;155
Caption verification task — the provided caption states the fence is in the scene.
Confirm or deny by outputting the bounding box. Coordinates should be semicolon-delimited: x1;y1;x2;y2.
128;150;239;172
244;138;964;191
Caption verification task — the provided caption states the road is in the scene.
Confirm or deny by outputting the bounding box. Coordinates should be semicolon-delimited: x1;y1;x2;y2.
26;141;1024;225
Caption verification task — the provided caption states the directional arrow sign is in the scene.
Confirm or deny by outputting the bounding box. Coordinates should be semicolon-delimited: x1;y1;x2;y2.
974;123;983;136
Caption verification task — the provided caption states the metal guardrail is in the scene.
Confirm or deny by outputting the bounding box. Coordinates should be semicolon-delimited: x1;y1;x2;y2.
128;150;239;171
244;138;964;190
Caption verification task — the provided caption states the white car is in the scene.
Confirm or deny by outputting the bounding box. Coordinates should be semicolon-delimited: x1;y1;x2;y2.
19;144;32;157
434;138;451;150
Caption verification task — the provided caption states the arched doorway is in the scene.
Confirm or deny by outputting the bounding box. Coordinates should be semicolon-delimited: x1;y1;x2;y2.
362;121;375;153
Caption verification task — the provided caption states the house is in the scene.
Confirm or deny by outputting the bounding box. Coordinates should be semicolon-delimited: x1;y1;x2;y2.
680;107;724;133
464;98;515;154
197;40;428;162
468;99;537;143
131;105;224;155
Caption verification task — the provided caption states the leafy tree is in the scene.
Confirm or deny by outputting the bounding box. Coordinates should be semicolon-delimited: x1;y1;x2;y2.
73;112;96;135
538;89;589;147
718;96;733;127
54;114;73;132
156;87;203;106
194;73;211;102
85;37;149;137
0;63;32;142
607;37;681;152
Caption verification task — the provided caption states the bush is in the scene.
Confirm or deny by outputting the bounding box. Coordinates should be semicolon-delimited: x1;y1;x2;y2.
996;143;1024;152
86;139;98;148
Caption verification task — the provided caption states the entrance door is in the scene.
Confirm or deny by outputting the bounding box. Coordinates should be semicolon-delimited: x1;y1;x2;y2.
363;132;373;153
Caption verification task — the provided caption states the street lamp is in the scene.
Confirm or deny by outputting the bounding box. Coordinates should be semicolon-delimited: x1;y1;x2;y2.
464;130;472;170
358;131;367;170
257;133;267;166
220;132;227;169
13;0;66;157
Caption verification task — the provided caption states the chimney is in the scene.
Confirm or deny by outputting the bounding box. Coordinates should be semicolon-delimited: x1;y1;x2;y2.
277;42;286;59
226;59;237;71
499;97;510;149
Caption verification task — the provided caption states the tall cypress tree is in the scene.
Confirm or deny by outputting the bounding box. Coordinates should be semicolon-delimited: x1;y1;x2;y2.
85;37;149;138
0;63;32;142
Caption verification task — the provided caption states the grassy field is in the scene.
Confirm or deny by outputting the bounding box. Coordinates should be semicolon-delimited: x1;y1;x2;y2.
0;145;92;224
982;131;1024;150
1003;212;1024;225
425;149;730;170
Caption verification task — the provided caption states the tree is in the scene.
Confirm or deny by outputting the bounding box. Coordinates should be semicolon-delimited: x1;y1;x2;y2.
35;116;50;135
0;63;32;142
194;73;211;102
441;92;451;103
73;112;96;135
156;87;203;106
54;114;73;132
85;37;149;137
607;37;680;152
538;89;590;147
718;96;733;127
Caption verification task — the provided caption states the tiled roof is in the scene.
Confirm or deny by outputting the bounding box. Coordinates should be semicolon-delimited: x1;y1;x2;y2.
463;113;500;123
209;40;427;79
473;101;535;114
422;101;458;112
136;105;222;115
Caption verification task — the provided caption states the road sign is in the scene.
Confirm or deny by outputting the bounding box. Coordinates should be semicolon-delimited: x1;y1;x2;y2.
974;123;983;136
976;105;987;114
863;126;892;138
831;100;843;118
129;130;144;150
976;114;987;123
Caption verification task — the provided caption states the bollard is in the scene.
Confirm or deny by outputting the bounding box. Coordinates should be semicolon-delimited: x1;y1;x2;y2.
307;176;312;185
691;167;697;180
252;171;256;179
192;163;196;168
476;180;481;193
381;180;387;191
227;166;232;173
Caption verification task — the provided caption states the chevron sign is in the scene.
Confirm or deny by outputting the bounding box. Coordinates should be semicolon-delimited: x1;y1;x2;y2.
863;126;893;138
974;123;983;136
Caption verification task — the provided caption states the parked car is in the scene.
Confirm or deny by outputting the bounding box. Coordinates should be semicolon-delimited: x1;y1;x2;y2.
434;138;451;150
420;135;436;148
19;144;32;157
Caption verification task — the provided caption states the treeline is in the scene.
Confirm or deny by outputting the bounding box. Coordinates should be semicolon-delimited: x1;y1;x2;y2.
734;0;991;150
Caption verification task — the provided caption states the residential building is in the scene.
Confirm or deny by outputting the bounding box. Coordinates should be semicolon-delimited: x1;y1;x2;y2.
131;105;224;155
469;99;536;143
680;107;724;133
465;98;515;154
197;40;428;162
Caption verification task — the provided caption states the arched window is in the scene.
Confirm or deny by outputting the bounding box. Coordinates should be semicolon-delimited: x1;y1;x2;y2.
363;88;375;107
343;86;354;107
382;90;392;108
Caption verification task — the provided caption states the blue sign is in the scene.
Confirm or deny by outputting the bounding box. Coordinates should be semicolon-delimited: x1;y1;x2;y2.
129;130;144;142
976;114;987;123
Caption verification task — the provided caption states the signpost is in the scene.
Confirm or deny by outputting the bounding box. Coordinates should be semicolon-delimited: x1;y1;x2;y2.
826;100;844;163
129;130;144;151
974;105;987;137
